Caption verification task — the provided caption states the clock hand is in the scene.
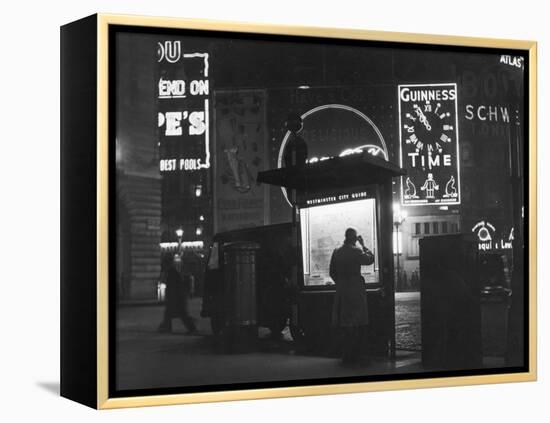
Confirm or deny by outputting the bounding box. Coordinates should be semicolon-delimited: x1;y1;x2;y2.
413;105;432;131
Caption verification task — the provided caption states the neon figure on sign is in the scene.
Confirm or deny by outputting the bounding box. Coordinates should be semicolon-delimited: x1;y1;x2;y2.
443;175;458;199
404;177;419;200
420;173;439;199
473;221;495;242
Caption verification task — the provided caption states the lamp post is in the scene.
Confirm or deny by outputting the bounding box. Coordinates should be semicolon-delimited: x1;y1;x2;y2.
174;227;185;273
393;203;407;291
175;228;184;262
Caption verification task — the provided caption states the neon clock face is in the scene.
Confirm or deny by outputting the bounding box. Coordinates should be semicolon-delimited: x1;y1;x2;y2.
402;100;455;157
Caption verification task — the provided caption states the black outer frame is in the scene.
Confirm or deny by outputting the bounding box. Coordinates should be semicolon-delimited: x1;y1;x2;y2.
60;14;532;409
60;14;98;408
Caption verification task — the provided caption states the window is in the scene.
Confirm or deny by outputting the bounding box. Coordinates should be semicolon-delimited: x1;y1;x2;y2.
424;222;430;235
452;223;459;233
442;221;448;233
433;222;439;234
415;222;421;235
409;237;420;258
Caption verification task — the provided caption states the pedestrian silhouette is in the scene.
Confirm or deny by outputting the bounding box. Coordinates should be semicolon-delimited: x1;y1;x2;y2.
330;228;375;366
158;253;197;334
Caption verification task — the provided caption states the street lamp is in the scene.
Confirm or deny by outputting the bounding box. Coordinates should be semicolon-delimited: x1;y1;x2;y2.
393;203;408;291
175;228;184;258
195;185;202;197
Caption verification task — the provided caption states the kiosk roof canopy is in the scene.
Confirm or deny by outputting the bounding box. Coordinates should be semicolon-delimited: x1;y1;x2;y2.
257;152;406;191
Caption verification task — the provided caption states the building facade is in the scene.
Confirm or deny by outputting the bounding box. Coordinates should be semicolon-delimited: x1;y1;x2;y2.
115;33;524;300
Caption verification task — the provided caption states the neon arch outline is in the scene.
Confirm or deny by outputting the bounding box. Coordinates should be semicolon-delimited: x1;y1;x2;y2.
276;104;389;207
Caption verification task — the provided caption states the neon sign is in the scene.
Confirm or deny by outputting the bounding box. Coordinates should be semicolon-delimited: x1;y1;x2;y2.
159;158;205;172
305;191;370;207
157;41;181;63
472;221;513;252
158;78;209;99
157;43;211;171
159;241;204;250
338;144;388;160
306;144;388;165
399;83;461;206
465;104;510;123
277;104;388;207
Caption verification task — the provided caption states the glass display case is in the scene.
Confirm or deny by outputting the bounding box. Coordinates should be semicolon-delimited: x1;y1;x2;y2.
300;198;379;286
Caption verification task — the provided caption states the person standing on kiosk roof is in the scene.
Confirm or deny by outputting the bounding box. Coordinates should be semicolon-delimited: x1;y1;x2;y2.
329;228;375;366
283;112;308;168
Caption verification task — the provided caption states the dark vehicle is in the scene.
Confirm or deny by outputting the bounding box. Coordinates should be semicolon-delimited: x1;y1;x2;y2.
201;223;295;338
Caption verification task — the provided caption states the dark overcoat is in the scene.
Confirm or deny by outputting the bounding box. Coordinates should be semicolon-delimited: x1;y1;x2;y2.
164;266;191;318
330;243;375;327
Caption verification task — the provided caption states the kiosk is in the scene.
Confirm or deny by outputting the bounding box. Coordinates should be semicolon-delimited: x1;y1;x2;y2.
258;152;405;358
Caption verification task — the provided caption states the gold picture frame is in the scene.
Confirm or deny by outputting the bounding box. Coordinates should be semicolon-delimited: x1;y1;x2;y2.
60;13;537;409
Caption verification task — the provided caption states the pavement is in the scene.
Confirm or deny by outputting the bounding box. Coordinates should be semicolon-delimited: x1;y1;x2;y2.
395;291;422;351
114;291;507;391
115;294;423;391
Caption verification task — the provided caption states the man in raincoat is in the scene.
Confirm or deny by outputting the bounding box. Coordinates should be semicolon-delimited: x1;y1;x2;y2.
330;228;375;365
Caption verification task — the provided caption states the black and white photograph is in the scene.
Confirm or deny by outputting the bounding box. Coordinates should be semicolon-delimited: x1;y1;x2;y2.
5;0;550;419
110;24;530;398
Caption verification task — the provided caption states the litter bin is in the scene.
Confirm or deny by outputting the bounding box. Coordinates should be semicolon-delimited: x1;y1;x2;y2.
481;286;512;358
478;253;512;359
223;242;260;352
